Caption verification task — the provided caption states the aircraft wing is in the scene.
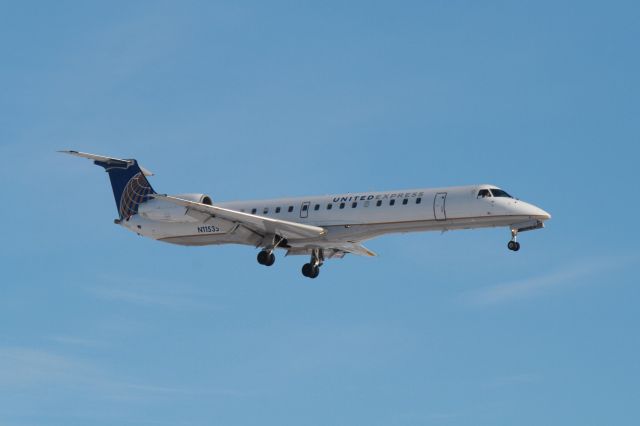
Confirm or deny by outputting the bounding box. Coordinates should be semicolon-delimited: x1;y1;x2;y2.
152;194;326;240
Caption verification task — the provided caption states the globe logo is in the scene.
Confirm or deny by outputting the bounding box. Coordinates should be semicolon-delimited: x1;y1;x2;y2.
119;172;154;220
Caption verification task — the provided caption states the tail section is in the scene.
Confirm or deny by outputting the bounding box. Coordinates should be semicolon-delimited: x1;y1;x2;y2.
61;151;156;220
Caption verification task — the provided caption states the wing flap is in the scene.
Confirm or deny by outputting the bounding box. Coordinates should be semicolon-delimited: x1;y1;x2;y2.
337;242;377;257
152;194;326;240
286;242;377;258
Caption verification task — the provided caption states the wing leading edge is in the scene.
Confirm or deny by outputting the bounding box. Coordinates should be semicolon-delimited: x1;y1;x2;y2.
152;194;326;240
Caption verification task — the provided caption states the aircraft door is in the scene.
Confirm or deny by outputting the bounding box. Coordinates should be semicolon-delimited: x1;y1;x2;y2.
434;192;447;220
300;201;310;218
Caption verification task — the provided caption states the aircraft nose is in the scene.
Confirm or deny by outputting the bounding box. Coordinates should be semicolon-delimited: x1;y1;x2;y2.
515;201;551;220
531;205;551;220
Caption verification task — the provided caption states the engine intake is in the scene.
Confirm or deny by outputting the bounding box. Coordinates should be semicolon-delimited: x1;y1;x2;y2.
138;193;213;222
172;193;213;205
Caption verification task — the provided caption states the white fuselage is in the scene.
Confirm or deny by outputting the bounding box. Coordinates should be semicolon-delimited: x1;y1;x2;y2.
122;184;550;251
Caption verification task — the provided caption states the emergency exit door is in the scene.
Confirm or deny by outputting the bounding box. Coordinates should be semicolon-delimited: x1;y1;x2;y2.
300;201;310;218
434;192;447;221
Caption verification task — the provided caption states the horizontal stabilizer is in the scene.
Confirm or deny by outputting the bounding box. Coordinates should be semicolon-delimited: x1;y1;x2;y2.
59;150;154;176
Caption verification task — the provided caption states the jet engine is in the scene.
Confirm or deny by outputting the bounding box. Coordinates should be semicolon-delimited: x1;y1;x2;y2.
138;193;212;222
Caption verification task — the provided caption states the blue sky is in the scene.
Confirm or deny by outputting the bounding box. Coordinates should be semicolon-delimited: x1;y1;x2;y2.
1;1;639;425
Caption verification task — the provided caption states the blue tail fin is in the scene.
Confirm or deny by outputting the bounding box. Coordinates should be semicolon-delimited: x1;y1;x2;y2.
62;151;156;220
95;159;156;220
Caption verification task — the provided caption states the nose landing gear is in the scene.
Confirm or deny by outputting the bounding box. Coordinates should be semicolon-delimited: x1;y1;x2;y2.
508;228;521;251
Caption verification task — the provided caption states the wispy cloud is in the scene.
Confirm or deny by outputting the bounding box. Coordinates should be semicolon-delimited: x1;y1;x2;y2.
48;335;107;348
0;346;242;401
462;254;638;306
0;347;172;398
86;277;221;311
0;347;89;388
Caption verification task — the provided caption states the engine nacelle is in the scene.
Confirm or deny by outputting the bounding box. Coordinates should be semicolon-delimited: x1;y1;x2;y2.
171;193;213;205
138;193;213;222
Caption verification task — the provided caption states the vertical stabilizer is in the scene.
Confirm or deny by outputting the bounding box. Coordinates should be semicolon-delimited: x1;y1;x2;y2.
60;151;156;220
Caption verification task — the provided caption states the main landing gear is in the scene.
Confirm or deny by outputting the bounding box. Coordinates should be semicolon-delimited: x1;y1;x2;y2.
257;235;288;267
256;241;324;279
257;250;276;266
508;228;521;252
301;249;323;279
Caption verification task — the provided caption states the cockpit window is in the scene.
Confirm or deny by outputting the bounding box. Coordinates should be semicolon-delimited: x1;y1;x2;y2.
477;189;491;198
490;189;512;198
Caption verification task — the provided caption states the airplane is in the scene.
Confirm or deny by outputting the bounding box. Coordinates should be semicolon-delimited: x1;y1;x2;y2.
61;150;551;279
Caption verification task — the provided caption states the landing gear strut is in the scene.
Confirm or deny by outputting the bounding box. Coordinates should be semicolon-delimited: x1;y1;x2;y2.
508;228;521;252
302;249;323;279
257;235;287;267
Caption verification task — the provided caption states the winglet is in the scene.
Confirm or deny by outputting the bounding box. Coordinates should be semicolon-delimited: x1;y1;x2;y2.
364;247;377;257
342;242;377;257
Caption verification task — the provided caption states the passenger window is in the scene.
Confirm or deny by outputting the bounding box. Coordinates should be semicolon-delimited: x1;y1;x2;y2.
327;204;333;210
402;199;408;205
376;200;382;207
302;204;308;211
352;202;358;208
416;197;422;204
288;206;294;213
263;207;269;214
251;208;257;214
477;189;491;198
314;204;320;211
339;203;345;209
275;207;281;213
390;199;396;206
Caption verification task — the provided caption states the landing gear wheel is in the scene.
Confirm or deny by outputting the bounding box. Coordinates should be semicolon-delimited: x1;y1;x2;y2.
302;263;312;277
302;263;320;279
311;265;320;278
513;242;521;251
265;253;275;266
257;250;276;266
507;241;521;251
